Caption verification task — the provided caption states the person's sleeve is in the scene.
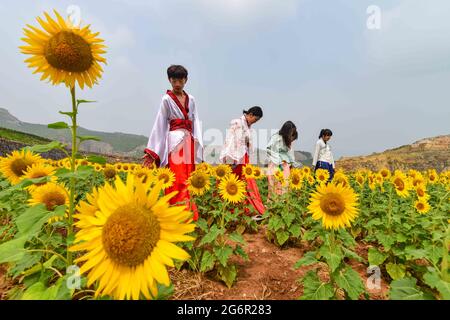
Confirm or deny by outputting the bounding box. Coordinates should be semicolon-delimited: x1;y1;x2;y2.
191;97;204;163
312;140;321;167
220;119;243;164
145;99;169;167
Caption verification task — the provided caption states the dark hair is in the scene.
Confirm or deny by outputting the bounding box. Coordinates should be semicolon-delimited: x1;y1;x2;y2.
279;121;298;149
167;65;188;79
319;129;333;139
243;106;263;118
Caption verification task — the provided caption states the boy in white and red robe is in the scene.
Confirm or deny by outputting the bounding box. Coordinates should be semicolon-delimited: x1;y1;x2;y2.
143;65;203;220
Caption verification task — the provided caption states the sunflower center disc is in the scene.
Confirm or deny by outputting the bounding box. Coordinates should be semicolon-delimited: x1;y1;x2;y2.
43;191;66;211
292;175;300;185
216;169;226;177
159;174;170;183
102;204;160;267
104;168;116;179
45;31;93;72
226;184;238;195
320;193;345;216
11;159;29;177
417;203;425;210
192;175;206;188
394;178;405;191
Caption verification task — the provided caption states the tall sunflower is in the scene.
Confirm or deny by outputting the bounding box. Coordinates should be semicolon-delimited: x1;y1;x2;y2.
333;172;349;188
70;176;195;300
155;167;175;189
354;173;365;187
133;167;154;184
218;174;246;204
0;149;43;185
427;169;439;184
20;10;106;89
187;170;210;196
308;183;359;230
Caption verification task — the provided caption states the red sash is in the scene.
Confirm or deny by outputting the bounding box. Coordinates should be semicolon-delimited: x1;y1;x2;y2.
169;119;193;132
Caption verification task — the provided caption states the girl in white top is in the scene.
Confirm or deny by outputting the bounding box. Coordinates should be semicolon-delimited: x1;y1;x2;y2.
312;129;335;182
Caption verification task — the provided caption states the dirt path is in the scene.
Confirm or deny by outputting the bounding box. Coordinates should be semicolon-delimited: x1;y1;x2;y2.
172;226;389;300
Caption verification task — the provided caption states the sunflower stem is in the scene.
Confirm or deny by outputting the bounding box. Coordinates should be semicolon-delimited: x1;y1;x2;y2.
67;85;78;267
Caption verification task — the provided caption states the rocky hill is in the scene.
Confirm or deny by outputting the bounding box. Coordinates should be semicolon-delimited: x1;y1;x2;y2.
336;135;450;172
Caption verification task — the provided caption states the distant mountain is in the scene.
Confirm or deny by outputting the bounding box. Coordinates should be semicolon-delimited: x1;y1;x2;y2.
337;135;450;172
0;108;147;156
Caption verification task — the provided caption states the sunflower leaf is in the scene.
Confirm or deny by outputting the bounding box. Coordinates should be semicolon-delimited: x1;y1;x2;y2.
47;121;69;130
228;232;245;245
0;236;27;264
77;99;97;106
218;264;237;289
24;141;65;153
300;270;334;300
16;204;66;239
200;251;215;272
319;243;343;273
386;263;406;280
77;135;101;143
234;245;249;261
294;251;318;269
86;155;106;165
368;247;388;266
333;266;365;300
389;277;429;300
276;230;289;246
214;245;233;267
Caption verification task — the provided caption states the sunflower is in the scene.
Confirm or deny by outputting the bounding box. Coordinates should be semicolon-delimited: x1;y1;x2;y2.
302;167;312;176
0;149;43;185
306;174;315;186
20;10;106;89
275;170;286;185
187;170;211;196
22;163;57;192
122;164;130;172
354;173;365;187
379;168;391;180
94;164;103;172
427;169;439;184
333;172;349;188
218;174;246;204
155;167;175;189
315;169;330;185
414;199;431;214
411;173;425;188
391;171;411;198
29;183;69;223
242;164;255;179
129;164;137;172
214;164;232;180
114;162;123;172
196;162;212;174
70;176;195;300
308;183;359;230
102;165;116;180
289;169;303;190
253;167;265;180
133;167;154;184
368;174;377;191
415;184;430;200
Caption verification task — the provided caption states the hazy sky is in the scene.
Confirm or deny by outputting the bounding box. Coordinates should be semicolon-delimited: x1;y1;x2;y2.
1;0;449;158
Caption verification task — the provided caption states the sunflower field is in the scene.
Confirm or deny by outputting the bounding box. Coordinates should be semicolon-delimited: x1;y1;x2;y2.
0;151;449;300
0;9;449;300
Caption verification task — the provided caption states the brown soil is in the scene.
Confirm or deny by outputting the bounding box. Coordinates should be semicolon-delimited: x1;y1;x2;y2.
0;264;13;300
172;226;390;300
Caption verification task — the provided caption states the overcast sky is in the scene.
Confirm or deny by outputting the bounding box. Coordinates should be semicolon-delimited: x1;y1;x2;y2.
1;0;449;158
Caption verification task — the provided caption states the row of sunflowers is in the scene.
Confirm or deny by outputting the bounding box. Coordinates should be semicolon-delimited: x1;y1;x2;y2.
0;147;449;299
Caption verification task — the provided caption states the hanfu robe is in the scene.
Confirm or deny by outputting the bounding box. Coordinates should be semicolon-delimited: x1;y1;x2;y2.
145;90;203;220
219;115;265;215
